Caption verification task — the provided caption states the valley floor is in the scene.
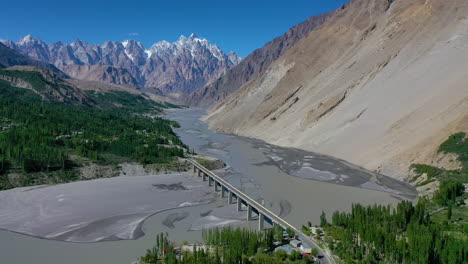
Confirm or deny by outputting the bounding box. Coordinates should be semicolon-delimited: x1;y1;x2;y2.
0;167;220;243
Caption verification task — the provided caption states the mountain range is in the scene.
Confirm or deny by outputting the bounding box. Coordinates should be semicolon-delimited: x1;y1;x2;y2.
187;9;336;107
1;34;241;95
0;42;65;76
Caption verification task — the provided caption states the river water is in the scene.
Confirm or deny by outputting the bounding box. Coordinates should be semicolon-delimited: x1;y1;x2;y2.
0;109;416;264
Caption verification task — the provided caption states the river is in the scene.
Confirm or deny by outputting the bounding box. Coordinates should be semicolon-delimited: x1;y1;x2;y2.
0;108;416;264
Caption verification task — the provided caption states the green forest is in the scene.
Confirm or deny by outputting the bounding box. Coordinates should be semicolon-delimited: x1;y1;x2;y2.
319;197;466;264
0;71;187;190
140;228;316;264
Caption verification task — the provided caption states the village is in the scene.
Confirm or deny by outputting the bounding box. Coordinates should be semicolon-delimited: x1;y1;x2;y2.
175;226;326;264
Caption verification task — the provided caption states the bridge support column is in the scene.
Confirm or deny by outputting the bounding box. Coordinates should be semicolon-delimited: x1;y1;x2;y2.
228;192;233;204
258;213;264;231
272;222;280;232
202;173;207;181
198;170;202;177
237;198;242;211
193;166;197;174
247;204;253;220
208;177;213;186
215;182;219;192
221;186;226;198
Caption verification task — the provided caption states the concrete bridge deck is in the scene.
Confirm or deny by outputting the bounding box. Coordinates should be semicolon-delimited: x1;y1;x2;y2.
187;158;335;264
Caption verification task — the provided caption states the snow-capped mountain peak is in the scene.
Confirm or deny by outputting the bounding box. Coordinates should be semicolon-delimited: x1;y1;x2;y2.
8;34;243;94
18;34;34;45
122;40;129;48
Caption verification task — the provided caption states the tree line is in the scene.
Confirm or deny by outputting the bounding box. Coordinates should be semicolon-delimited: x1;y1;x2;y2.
139;227;316;264
319;194;466;263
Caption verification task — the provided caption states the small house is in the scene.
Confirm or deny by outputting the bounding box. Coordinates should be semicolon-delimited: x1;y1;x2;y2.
300;243;312;254
290;239;302;248
275;246;293;255
310;227;318;235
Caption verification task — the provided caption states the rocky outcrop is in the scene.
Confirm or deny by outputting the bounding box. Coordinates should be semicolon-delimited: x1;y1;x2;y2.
0;75;33;89
186;10;336;107
60;64;139;88
142;34;237;94
205;0;468;179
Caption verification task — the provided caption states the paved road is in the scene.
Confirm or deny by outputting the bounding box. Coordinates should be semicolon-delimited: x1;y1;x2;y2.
188;159;336;264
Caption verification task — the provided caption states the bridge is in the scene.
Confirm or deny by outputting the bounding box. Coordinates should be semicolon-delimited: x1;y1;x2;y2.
187;159;335;264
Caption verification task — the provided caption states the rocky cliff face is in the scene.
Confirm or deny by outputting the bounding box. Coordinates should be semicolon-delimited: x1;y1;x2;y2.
0;43;66;76
186;10;336;107
205;0;468;180
143;34;238;94
2;34;241;94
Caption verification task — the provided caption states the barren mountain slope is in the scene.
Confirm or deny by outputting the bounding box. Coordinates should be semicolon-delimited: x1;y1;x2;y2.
186;10;336;107
61;64;139;88
206;0;468;180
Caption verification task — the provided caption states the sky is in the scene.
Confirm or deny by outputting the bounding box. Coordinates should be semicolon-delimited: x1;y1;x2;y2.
2;0;349;57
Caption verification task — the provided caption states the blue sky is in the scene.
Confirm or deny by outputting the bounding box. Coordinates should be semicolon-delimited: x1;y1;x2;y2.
2;0;348;57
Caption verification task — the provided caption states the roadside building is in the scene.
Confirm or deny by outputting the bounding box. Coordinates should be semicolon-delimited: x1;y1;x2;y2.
290;239;302;248
275;246;294;255
300;243;312;253
310;226;318;235
180;244;210;252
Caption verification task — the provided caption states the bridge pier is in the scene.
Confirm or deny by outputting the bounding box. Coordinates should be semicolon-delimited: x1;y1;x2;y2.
258;213;264;230
228;192;233;204
215;182;219;192
247;204;253;220
193;166;197;174
208;177;213;186
198;170;202;177
237;198;242;211
221;186;226;198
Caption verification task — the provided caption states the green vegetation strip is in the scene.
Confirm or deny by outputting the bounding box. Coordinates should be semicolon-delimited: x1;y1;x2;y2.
0;71;187;190
140;227;317;264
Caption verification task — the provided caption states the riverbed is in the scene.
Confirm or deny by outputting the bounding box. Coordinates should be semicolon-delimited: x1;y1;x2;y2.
0;108;416;264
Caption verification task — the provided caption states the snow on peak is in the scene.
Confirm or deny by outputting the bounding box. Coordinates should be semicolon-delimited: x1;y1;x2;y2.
178;35;187;42
144;50;153;59
122;40;129;48
18;34;35;45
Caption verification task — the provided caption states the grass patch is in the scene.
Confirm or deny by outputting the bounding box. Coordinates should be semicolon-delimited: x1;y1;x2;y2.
411;164;446;179
86;90;165;113
439;132;468;166
195;158;223;170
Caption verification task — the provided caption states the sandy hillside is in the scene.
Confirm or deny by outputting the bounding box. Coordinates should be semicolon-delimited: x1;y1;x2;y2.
205;0;468;180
